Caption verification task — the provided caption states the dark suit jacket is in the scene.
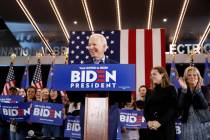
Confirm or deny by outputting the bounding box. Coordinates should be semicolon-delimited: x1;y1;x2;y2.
144;84;177;125
144;84;177;140
177;86;210;122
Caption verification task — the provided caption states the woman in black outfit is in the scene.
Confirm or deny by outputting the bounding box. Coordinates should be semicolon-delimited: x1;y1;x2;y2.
144;66;177;140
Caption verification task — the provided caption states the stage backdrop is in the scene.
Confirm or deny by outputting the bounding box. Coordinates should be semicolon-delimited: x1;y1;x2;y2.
68;29;166;100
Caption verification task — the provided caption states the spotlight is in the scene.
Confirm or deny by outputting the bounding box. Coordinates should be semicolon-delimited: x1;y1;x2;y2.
73;21;78;25
163;18;167;22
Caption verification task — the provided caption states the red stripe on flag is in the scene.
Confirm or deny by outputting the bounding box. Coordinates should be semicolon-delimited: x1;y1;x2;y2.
2;80;16;95
128;29;136;64
3;86;8;95
9;81;15;87
160;29;166;68
37;82;43;89
32;82;42;89
37;83;42;89
128;29;137;99
144;29;153;86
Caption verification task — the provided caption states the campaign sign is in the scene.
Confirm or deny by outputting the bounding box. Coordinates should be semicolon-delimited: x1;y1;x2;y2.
0;95;24;103
52;64;135;91
1;102;30;122
30;102;64;126
175;119;182;140
64;115;81;139
120;109;147;129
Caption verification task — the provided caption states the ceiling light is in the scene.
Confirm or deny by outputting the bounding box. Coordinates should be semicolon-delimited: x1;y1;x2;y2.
163;18;167;22
73;21;78;25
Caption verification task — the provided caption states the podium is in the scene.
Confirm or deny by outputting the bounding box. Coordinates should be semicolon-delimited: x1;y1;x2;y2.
84;97;108;140
53;64;136;140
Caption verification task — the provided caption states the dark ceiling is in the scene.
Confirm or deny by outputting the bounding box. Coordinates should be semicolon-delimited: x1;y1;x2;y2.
0;0;209;44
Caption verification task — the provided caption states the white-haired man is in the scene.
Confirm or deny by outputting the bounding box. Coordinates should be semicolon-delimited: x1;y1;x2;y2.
79;33;121;140
86;33;117;64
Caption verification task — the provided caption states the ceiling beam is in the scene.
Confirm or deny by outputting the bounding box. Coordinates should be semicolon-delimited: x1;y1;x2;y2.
16;0;54;54
147;0;155;29
172;0;190;45
198;21;210;50
49;0;70;43
116;0;122;30
81;0;94;31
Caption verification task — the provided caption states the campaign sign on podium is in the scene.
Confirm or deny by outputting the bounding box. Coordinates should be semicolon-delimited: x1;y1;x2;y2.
52;64;136;91
53;64;135;140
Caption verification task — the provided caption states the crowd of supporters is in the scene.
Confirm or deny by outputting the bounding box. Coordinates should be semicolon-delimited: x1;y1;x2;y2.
0;66;209;140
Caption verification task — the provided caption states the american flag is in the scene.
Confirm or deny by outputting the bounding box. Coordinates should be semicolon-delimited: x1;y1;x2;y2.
2;62;16;95
31;59;43;88
69;29;166;100
69;30;120;64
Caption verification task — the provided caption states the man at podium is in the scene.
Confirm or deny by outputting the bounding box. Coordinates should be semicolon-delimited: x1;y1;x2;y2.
86;33;118;64
79;33;130;140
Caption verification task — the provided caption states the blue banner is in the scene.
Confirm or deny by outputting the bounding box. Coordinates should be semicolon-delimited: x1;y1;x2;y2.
64;115;81;139
120;109;147;129
175;119;182;140
0;95;24;103
52;64;136;91
1;102;30;122
30;102;64;126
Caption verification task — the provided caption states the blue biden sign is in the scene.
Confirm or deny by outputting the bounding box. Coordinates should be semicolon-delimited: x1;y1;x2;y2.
53;64;136;91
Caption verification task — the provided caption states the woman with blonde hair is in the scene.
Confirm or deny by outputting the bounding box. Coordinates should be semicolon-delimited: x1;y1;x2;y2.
178;66;210;140
144;66;177;140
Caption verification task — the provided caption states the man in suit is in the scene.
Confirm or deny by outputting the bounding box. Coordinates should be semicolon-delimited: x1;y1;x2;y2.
86;33;117;64
80;33;124;140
